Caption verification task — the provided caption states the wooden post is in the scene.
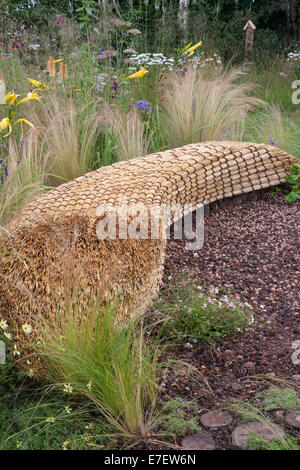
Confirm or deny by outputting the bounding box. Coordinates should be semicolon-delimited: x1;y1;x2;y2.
243;20;256;61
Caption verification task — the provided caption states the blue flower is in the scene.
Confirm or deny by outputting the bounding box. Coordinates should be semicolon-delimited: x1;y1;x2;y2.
136;100;152;113
269;137;279;147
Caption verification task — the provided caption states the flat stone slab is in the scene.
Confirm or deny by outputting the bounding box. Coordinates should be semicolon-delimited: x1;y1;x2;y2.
285;412;300;429
292;375;300;382
200;410;233;428
181;434;216;450
232;421;285;449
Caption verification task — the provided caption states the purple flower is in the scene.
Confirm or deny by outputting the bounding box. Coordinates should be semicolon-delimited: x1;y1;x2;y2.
1;175;4;184
12;41;21;49
111;78;118;94
136;100;152;113
279;72;288;78
4;165;8;177
269;137;279;147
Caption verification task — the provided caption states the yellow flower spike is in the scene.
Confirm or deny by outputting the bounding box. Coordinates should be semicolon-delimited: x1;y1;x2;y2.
127;67;148;80
0;117;12;137
17;90;42;105
186;41;202;55
53;58;63;63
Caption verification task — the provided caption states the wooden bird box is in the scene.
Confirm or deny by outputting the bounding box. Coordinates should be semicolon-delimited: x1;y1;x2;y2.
244;20;256;60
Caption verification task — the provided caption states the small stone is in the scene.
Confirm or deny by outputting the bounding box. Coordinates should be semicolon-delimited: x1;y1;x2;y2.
200;410;233;428
285;412;300;430
181;434;216;450
232;422;285;449
292;375;300;382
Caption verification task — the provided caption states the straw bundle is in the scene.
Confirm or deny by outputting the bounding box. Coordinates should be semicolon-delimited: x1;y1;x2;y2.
0;141;297;341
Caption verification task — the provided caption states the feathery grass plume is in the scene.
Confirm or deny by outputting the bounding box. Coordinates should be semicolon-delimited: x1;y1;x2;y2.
161;67;264;148
106;106;152;161
36;296;162;440
36;94;104;183
0;132;50;230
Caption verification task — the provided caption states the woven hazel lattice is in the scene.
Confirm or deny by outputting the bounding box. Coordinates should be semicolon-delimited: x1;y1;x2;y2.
0;141;297;334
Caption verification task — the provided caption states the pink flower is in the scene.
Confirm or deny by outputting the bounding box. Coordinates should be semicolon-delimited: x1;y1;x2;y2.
12;41;21;49
55;17;65;26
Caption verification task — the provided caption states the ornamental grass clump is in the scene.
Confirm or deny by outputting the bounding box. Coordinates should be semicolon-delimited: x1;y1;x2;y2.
35;94;104;183
36;296;161;440
161;67;264;148
106;106;152;161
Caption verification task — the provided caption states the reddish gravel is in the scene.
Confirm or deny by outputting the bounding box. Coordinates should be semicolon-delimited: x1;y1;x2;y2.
158;189;300;448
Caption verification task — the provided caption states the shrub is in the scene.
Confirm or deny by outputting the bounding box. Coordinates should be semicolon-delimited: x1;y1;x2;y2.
285;163;300;203
156;281;252;345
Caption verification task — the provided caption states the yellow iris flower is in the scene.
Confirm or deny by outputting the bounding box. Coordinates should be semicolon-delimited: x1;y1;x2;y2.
0;117;34;138
0;118;12;137
27;78;49;90
186;41;202;56
18;90;41;105
27;78;41;87
5;92;19;106
127;67;148;79
15;118;34;128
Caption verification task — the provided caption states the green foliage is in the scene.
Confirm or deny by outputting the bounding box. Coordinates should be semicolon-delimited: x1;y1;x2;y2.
156;281;252;345
36;298;161;439
0;396;110;450
285;164;300;203
260;387;300;412
0;343;25;400
159;398;201;437
246;433;299;451
76;0;98;32
246;56;299;111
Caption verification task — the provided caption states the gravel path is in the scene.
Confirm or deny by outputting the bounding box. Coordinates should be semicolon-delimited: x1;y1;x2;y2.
163;189;300;404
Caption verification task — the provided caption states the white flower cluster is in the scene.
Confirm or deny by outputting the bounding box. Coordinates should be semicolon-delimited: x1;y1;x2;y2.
95;72;109;93
287;51;300;62
190;52;222;69
129;51;222;72
130;52;175;70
